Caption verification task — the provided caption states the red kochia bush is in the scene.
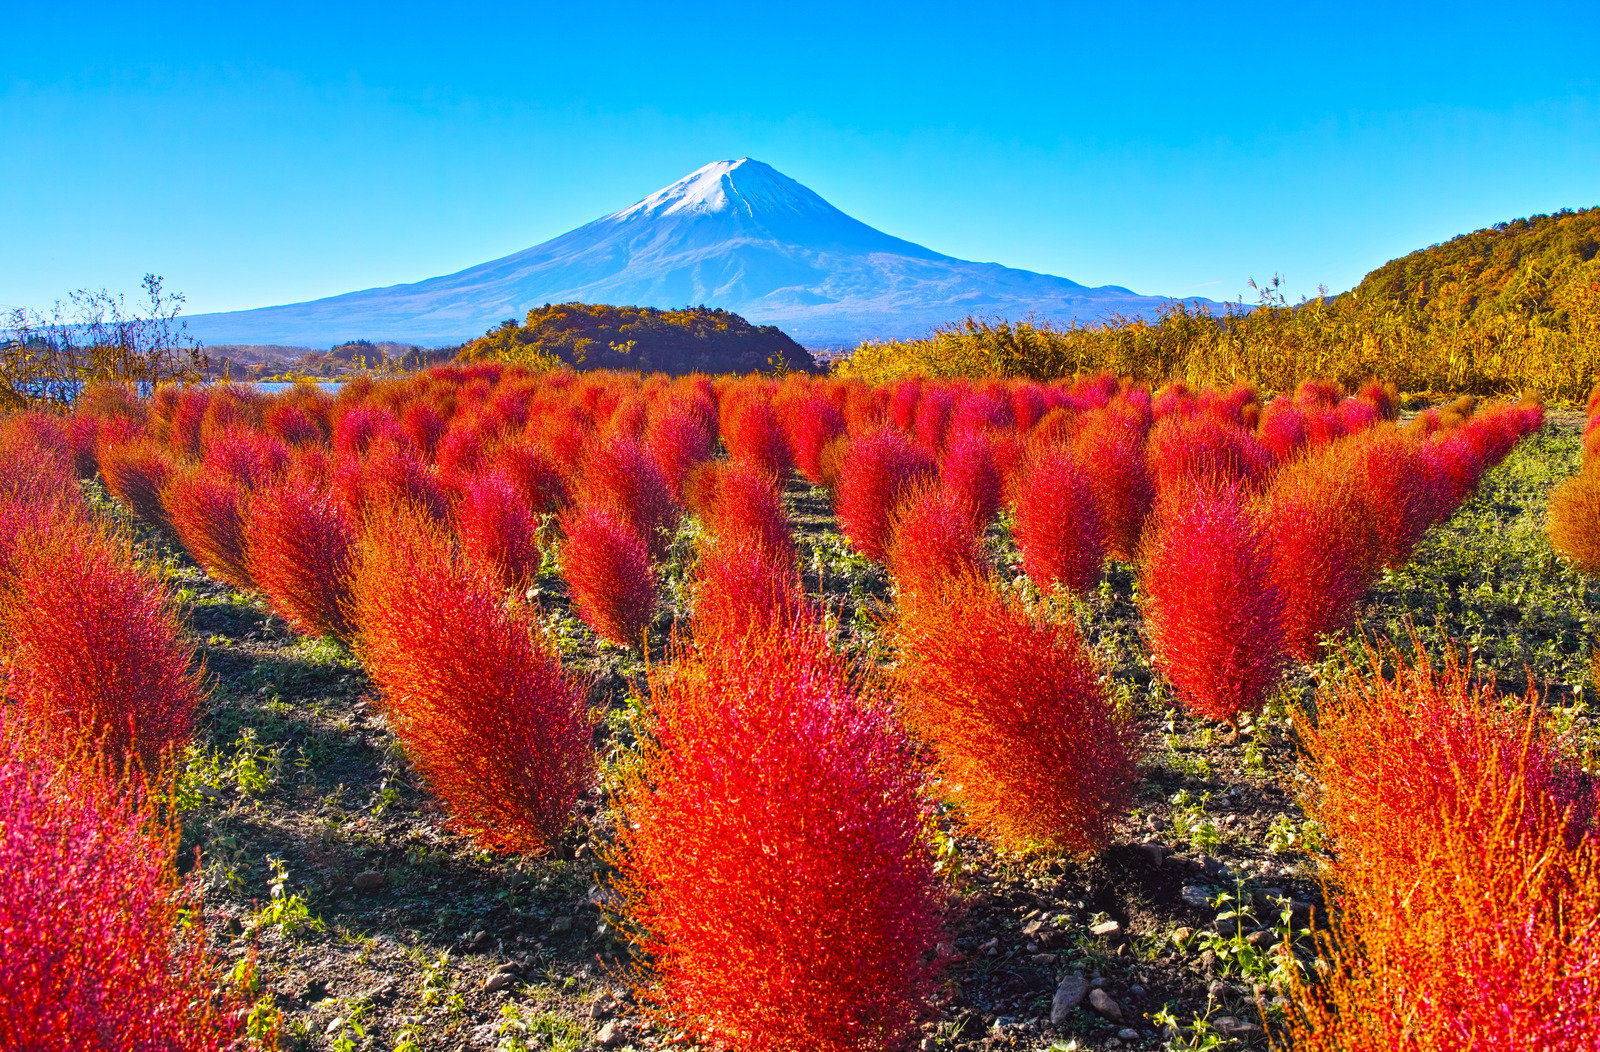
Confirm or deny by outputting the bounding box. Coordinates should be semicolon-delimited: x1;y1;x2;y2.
0;717;248;1049
938;432;1003;534
490;442;569;514
98;438;176;531
244;478;358;642
560;504;657;648
578;435;681;562
1146;412;1273;496
885;483;984;599
1072;417;1154;562
160;467;253;591
644;406;715;499
1140;481;1288;729
1342;429;1436;570
455;472;543;591
894;574;1138;852
611;619;943;1052
1255;457;1377;660
332;439;452;527
787;394;848;488
689;540;808;645
2;520;202;779
722;396;794;481
351;508;593;853
698;460;796;565
835;430;938;563
1012;444;1106;593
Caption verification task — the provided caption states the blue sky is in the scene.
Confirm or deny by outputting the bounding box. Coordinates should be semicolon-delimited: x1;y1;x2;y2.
5;1;1598;317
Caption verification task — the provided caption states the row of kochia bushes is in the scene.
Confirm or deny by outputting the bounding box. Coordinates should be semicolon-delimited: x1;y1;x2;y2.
0;365;1591;1050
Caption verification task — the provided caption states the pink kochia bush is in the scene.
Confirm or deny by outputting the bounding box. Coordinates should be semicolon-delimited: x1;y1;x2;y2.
454;472;543;591
610;618;943;1052
560;504;657;648
244;478;358;643
0;716;249;1049
351;506;594;853
1140;481;1288;729
835;429;938;563
1012;444;1107;594
2;518;203;780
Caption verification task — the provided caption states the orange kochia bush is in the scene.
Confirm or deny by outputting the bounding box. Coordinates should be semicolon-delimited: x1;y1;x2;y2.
893;574;1138;853
1282;641;1600;1051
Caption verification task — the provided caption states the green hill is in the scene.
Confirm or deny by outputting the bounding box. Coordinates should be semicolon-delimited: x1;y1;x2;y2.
456;303;816;375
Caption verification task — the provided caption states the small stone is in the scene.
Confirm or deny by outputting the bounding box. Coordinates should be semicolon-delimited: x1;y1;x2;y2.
1214;1016;1263;1038
1090;919;1122;938
324;1017;345;1035
1290;899;1316;926
1134;841;1168;866
352;870;385;891
596;1020;626;1047
1088;988;1123;1021
1118;1029;1140;1041
1130;984;1146;997
493;962;518;975
550;915;574;934
979;937;999;955
1030;953;1057;966
1165;852;1193;869
1214;916;1240;937
1050;974;1089;1024
466;930;491;950
1022;919;1045;937
1199;949;1218;975
1172;926;1194;944
1208;979;1231;1001
1246;929;1279;948
1180;886;1212;909
484;972;515;992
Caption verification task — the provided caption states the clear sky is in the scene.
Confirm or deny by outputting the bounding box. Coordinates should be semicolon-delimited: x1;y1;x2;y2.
5;1;1599;317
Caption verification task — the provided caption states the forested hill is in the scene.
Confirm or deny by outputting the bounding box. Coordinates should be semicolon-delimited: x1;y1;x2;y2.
1352;206;1600;321
456;304;816;375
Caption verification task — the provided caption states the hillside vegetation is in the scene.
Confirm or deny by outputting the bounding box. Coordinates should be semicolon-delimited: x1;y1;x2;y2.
457;303;816;375
842;208;1600;401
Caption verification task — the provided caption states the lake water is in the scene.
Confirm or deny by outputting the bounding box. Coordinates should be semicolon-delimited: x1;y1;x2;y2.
246;380;345;395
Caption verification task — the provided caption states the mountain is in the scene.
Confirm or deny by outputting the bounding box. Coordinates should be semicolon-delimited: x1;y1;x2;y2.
182;159;1228;349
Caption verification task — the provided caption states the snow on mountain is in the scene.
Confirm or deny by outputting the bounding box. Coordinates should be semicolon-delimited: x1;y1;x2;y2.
183;158;1226;349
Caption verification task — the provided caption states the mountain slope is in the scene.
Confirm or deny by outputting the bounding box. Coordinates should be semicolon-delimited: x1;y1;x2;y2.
183;159;1226;349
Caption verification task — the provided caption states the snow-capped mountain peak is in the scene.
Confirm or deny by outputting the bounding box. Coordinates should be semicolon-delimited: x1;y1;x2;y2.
608;158;838;222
